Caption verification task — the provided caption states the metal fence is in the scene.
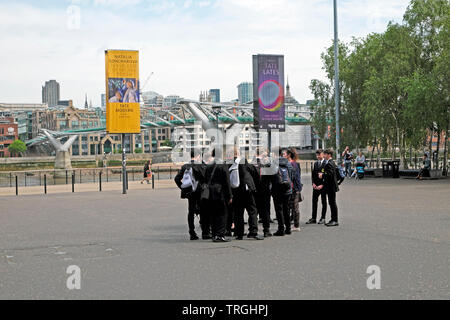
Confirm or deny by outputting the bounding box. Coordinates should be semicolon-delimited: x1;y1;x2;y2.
2;158;448;189
0;166;182;188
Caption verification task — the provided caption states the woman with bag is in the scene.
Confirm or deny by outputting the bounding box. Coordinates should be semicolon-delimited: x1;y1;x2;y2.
140;160;152;184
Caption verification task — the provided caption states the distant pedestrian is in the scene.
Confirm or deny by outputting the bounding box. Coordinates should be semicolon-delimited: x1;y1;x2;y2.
140;160;152;184
342;146;353;177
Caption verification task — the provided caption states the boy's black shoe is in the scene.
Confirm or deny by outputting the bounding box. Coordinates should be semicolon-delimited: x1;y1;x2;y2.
285;229;292;235
325;221;339;227
202;234;212;240
306;219;316;224
190;234;199;241
213;236;231;242
263;231;273;238
247;233;264;240
273;230;285;236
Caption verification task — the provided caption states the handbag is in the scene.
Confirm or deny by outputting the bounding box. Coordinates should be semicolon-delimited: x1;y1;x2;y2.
200;164;217;201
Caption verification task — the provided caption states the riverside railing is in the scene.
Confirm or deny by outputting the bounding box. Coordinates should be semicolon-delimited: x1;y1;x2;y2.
0;165;182;188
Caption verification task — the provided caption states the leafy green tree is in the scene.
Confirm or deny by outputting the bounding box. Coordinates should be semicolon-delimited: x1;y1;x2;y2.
8;140;27;157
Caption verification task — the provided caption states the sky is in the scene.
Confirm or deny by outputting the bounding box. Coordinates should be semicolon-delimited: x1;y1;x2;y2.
0;0;411;107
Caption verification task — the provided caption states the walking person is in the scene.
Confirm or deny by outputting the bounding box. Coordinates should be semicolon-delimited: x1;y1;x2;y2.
287;148;302;232
272;149;294;236
202;149;233;242
319;149;340;227
140;160;152;184
174;150;206;240
342;146;353;177
306;149;328;225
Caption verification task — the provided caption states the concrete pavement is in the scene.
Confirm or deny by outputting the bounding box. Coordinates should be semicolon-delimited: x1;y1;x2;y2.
0;177;449;299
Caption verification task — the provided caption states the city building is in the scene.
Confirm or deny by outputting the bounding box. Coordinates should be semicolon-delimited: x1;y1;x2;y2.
209;89;220;103
237;82;253;104
142;91;163;108
42;80;60;107
0;117;18;157
57;100;73;107
0;103;48;113
163;95;180;108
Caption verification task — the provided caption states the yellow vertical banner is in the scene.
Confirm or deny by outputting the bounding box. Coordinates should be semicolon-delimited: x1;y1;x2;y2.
105;50;140;133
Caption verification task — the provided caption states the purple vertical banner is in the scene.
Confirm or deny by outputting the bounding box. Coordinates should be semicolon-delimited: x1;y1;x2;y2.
253;54;285;132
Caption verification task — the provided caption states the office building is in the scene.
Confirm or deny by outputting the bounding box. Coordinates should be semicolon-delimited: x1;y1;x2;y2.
209;89;220;103
237;82;253;104
42;80;60;107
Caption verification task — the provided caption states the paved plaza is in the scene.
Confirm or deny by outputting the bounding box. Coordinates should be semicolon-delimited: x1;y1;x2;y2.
0;177;449;299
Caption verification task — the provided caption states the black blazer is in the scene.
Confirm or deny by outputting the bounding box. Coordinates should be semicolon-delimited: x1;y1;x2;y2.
323;159;339;192
229;159;257;193
311;160;326;186
174;161;205;189
205;162;232;202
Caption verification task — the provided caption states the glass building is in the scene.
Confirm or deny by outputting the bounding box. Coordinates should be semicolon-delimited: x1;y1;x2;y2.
237;82;253;104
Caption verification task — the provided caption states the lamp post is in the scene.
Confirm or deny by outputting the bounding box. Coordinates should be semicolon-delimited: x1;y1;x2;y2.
334;0;341;160
211;105;221;149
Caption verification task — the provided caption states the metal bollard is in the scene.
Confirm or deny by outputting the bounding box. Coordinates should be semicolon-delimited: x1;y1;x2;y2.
66;170;68;184
44;174;47;194
15;175;18;196
152;173;155;189
158;167;160;180
25;172;27;187
99;171;102;192
106;169;109;182
93;170;95;183
10;172;12;187
72;172;75;193
80;170;82;184
126;171;129;190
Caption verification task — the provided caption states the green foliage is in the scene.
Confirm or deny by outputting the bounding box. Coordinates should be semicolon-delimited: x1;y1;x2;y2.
309;0;449;167
161;139;174;147
134;148;143;154
8;140;27;156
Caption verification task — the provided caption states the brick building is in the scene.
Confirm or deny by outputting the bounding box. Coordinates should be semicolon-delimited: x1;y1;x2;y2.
0;117;18;157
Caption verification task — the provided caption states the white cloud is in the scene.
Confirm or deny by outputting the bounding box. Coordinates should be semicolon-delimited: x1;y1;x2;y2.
0;0;410;107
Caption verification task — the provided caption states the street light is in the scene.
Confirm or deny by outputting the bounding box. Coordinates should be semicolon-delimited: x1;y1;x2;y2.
211;105;221;147
334;0;341;160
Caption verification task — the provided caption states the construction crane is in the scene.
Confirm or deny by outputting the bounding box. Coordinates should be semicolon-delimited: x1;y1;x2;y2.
139;72;154;106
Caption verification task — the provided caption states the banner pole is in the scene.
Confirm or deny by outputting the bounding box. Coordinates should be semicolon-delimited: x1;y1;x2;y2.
122;133;127;195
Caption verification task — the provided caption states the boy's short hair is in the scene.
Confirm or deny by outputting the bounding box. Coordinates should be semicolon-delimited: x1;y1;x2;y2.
324;148;334;156
316;149;323;155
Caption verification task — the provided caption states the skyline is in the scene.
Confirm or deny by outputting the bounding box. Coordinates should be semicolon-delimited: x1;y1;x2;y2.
0;0;410;107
